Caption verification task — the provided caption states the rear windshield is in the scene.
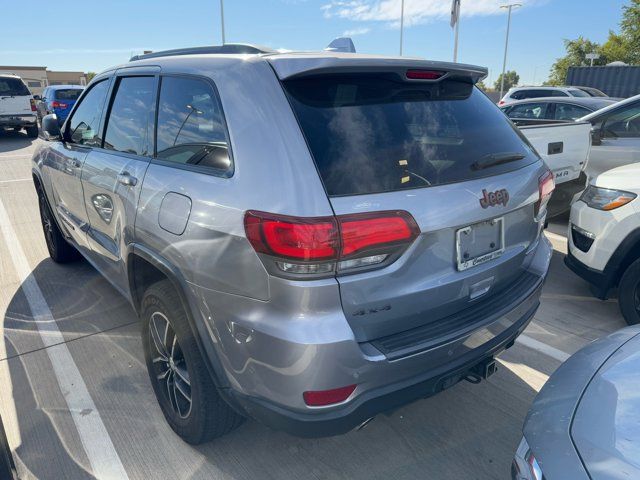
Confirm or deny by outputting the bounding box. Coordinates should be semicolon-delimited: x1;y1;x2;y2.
0;77;30;96
285;75;538;196
55;89;82;100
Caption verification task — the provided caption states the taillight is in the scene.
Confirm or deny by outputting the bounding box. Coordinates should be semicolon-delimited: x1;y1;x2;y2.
534;170;555;216
51;101;68;109
29;99;37;112
303;384;356;406
406;69;445;80
498;100;505;106
244;210;419;276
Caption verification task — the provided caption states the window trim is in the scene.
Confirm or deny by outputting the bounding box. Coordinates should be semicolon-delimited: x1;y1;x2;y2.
151;73;235;179
100;73;159;158
63;77;113;148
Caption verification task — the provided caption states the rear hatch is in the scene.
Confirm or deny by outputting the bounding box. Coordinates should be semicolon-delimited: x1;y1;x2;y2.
0;76;33;115
271;55;545;343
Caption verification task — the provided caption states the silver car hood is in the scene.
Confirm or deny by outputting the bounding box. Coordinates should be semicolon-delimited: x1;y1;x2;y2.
572;330;640;479
523;326;640;479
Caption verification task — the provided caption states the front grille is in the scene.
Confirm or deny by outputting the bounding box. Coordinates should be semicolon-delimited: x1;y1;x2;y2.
571;225;594;253
369;271;542;360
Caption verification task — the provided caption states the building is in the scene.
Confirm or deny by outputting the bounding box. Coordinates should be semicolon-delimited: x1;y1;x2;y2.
567;65;640;98
46;70;88;87
0;66;87;96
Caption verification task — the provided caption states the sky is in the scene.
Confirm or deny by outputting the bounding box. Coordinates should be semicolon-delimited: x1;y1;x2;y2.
0;0;629;86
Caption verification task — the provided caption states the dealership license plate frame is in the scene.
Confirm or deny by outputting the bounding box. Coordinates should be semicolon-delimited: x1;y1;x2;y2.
456;217;505;271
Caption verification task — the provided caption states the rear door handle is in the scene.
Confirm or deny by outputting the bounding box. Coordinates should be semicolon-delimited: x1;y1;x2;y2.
117;172;138;187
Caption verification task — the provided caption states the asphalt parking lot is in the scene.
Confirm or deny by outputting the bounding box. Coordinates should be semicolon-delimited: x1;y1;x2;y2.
0;130;627;480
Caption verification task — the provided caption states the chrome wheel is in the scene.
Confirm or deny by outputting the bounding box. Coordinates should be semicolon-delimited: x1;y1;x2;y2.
149;312;192;419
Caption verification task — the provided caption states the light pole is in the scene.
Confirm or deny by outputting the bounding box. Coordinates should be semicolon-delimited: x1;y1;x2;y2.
499;3;521;99
399;0;405;56
220;0;226;45
451;0;461;62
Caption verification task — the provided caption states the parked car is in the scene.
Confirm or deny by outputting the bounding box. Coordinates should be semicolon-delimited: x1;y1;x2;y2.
573;85;608;97
0;73;38;138
500;97;617;126
565;162;640;325
501;107;592;217
513;325;640;480
499;86;592;106
36;85;84;126
33;45;554;444
579;93;640;179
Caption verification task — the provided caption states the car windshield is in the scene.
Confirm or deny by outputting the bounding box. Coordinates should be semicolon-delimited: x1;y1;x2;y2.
0;77;30;96
568;89;590;97
285;75;538;196
55;89;83;100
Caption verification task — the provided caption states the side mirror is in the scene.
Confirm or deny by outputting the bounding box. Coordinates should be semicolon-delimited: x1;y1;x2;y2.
41;114;62;141
33;95;41;101
590;125;603;146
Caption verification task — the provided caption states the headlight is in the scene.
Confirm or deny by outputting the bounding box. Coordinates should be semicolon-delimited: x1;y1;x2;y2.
580;185;636;211
512;437;544;480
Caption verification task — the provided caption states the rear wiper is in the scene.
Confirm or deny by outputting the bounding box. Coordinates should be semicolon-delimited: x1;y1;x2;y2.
472;152;526;170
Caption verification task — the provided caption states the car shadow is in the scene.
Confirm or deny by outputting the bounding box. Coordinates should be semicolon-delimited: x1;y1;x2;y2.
0;129;36;153
3;246;617;480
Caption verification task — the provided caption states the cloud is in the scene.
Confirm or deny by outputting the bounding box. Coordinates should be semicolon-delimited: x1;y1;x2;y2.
342;27;371;36
323;0;544;28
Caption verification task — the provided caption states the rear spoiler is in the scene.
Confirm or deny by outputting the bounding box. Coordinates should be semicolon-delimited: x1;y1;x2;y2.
267;56;488;84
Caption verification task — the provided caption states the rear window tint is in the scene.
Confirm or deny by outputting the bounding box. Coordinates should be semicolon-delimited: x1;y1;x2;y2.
55;89;83;100
285;75;537;196
0;77;30;96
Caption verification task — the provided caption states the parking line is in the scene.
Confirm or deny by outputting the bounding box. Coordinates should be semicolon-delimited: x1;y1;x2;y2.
0;179;30;184
516;334;570;362
0;198;129;480
544;230;567;242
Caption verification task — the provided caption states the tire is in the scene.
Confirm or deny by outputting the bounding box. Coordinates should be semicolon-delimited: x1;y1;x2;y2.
26;125;38;138
141;280;244;444
37;189;80;263
618;258;640;325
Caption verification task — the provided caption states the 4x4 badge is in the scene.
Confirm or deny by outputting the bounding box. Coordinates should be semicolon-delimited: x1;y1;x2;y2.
479;189;509;208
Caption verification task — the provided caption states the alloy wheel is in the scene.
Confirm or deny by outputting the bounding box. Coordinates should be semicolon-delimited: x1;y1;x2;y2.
149;312;192;419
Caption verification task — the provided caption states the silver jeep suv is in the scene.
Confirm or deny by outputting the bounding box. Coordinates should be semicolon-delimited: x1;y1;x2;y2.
33;44;553;444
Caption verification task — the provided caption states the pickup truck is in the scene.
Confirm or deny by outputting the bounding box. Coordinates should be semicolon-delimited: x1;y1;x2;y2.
517;122;592;216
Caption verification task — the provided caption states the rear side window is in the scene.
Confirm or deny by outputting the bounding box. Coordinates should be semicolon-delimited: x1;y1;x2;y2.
507;102;550;119
55;89;82;100
0;77;30;96
104;76;155;156
513;90;548;100
554;103;590;121
68;80;110;147
285;75;537;196
550;90;570;97
156;76;231;175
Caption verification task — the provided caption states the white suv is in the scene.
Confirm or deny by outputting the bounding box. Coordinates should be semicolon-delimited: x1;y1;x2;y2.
565;163;640;325
0;74;38;137
499;86;590;106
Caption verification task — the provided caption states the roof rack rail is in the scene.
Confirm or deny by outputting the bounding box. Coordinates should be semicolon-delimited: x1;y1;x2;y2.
129;44;276;61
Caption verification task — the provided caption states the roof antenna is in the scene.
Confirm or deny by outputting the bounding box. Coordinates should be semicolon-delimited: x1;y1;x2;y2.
325;37;356;53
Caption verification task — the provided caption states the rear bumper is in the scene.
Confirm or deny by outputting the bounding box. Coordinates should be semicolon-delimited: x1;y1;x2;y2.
222;238;550;437
0;114;36;128
232;295;540;437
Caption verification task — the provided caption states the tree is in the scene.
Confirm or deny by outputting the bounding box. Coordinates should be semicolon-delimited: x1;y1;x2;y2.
545;1;640;84
476;80;488;91
494;71;519;92
86;72;96;82
546;37;602;85
620;0;640;64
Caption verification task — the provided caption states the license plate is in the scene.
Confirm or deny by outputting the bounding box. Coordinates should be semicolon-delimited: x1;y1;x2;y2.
456;218;504;271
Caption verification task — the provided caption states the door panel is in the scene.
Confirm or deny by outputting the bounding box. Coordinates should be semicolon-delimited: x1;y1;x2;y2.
80;75;156;294
587;138;640;178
